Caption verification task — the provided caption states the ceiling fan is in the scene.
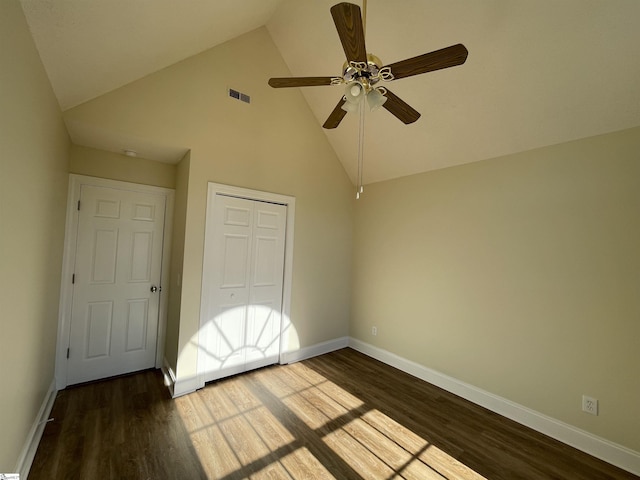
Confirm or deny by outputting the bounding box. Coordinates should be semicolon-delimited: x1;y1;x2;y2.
268;2;469;129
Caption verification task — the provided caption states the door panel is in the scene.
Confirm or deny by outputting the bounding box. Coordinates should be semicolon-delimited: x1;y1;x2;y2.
246;202;286;365
85;301;113;358
129;231;153;281
95;199;120;218
203;196;253;378
224;205;251;226
67;185;166;385
125;299;149;352
201;195;287;382
221;234;250;287
132;202;156;221
91;229;118;283
253;236;279;286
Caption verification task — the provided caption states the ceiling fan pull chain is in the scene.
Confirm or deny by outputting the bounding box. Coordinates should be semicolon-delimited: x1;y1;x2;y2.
356;99;365;199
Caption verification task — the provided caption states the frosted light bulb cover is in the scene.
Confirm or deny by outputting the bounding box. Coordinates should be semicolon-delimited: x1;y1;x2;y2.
367;88;388;111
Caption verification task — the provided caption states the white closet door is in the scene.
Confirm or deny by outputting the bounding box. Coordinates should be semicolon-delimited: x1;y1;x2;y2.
245;201;287;368
200;194;286;382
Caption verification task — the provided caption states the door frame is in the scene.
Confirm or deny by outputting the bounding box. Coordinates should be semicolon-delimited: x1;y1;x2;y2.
55;174;174;390
198;182;295;388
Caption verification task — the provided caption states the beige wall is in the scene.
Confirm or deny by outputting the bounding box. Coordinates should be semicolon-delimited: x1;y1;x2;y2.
0;0;70;470
69;144;176;189
164;151;190;371
64;27;354;381
1;0;637;467
351;126;640;452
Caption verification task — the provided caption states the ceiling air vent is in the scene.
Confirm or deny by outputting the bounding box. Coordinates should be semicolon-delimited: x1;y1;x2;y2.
228;88;250;104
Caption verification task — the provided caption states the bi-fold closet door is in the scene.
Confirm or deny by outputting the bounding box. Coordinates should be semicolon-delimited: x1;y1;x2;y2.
199;193;287;383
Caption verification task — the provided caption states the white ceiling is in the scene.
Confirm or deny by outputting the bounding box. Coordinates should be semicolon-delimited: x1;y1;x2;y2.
20;0;640;184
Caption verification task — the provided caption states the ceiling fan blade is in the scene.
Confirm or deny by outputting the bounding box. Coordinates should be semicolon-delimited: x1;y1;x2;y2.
382;89;421;124
384;44;469;80
323;98;348;129
330;2;367;64
268;77;335;88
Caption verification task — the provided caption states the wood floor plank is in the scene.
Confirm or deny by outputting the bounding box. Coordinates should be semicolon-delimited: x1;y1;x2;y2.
29;349;638;479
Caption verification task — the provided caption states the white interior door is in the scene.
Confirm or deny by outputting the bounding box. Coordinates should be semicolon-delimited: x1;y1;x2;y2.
200;194;287;383
67;185;166;385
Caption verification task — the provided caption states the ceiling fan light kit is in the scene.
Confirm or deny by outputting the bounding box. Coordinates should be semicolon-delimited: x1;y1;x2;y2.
268;2;468;197
337;53;392;113
344;82;364;104
341;99;360;113
366;87;387;111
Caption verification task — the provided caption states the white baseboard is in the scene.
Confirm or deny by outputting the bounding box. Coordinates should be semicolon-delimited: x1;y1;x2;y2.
282;336;349;364
161;359;176;397
162;358;201;398
172;375;202;398
15;379;57;478
348;338;640;476
162;337;349;399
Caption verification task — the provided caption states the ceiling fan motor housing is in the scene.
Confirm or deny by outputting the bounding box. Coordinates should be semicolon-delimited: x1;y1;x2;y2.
342;53;384;91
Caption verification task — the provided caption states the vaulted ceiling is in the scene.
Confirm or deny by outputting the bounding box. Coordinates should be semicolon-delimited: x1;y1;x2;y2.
20;0;640;184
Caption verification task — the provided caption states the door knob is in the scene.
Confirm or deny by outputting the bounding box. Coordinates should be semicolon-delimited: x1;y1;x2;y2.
150;285;158;293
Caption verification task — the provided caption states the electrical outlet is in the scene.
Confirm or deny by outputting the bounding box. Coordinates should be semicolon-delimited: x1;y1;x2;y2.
582;395;598;415
371;326;378;336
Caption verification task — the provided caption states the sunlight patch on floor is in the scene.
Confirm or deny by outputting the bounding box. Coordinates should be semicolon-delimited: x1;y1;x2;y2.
176;362;487;479
279;447;335;479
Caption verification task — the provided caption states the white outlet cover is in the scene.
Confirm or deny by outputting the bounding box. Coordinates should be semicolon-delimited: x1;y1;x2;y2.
582;395;599;415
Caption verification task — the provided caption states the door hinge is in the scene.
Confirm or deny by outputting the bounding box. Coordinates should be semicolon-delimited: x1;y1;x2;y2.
72;273;75;284
77;200;81;211
66;348;70;359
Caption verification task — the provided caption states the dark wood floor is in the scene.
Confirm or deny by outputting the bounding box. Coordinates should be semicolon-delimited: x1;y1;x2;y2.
30;348;638;479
